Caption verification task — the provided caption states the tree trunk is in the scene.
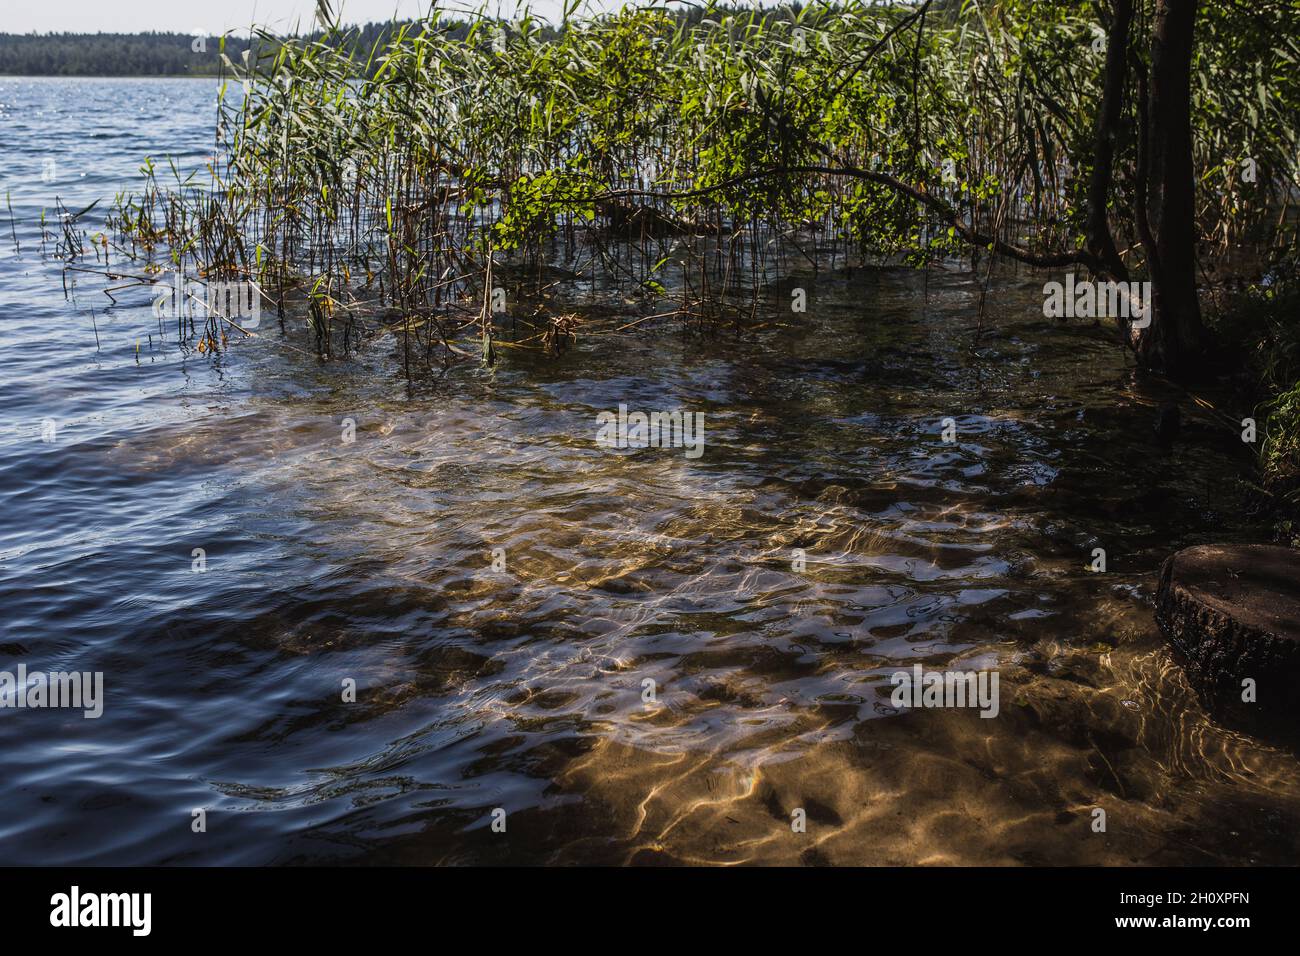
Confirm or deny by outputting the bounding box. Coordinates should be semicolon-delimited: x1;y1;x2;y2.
1156;544;1300;734
1085;0;1132;282
1137;0;1205;377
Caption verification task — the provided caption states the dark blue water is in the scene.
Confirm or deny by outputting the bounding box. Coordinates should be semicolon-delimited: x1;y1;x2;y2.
2;77;1298;866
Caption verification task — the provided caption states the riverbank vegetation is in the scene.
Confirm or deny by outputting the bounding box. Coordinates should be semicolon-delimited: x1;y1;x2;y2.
52;2;1300;511
1206;266;1300;520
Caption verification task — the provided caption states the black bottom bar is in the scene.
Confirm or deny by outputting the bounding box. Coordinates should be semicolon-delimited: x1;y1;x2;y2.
0;866;1280;941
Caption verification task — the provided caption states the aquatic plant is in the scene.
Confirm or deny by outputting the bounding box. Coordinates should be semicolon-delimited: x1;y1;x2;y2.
81;1;1297;377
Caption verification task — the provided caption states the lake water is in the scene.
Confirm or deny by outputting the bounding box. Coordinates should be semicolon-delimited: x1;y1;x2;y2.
2;77;1299;865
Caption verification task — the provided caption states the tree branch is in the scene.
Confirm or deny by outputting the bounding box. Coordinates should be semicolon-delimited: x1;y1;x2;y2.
596;163;1101;271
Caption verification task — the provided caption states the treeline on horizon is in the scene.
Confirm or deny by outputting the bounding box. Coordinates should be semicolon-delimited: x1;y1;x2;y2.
0;3;869;77
0;22;435;76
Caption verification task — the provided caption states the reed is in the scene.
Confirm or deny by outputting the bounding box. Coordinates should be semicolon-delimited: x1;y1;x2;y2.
79;1;1296;371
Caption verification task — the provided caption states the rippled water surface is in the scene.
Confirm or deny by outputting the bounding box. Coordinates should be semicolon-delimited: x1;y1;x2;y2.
3;78;1300;866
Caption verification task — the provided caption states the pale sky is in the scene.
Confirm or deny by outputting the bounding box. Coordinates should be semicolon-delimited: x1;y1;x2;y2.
1;0;639;34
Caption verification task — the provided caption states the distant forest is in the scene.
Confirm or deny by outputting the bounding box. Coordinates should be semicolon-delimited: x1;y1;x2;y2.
0;6;830;76
0;22;466;76
0;32;249;76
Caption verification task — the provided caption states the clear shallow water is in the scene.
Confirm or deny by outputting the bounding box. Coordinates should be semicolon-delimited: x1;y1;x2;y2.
3;77;1300;866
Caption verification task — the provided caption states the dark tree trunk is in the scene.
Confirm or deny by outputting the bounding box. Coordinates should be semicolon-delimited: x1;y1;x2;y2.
1156;544;1300;733
1137;0;1205;377
1085;0;1132;282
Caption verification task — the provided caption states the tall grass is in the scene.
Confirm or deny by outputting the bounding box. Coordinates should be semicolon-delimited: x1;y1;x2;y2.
90;1;1297;370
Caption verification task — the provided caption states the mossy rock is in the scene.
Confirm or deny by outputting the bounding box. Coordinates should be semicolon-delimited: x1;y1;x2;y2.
1155;544;1300;733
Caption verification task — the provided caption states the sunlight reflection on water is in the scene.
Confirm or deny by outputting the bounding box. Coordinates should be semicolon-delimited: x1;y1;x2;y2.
1;77;1298;866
